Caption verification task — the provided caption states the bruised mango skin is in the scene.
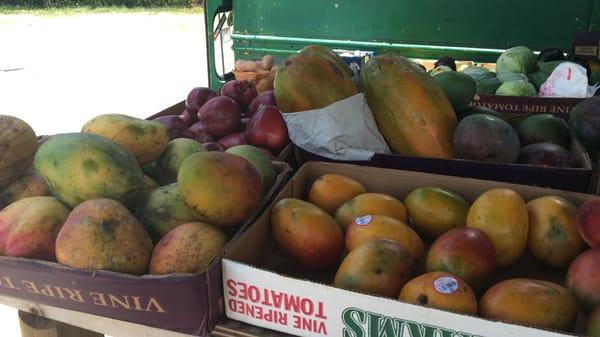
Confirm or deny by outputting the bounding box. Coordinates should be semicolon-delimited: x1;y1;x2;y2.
0;172;50;209
308;174;367;215
467;188;528;267
335;193;407;231
271;198;343;270
55;198;153;275
0;196;69;261
134;184;201;243
480;278;578;331
149;222;227;274
82;114;169;165
398;271;477;315
34;133;146;209
405;187;469;238
345;214;424;263
334;239;413;298
527;196;585;268
178;152;263;227
361;54;457;158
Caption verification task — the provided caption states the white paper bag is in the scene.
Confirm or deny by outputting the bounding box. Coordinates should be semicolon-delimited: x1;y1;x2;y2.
539;62;599;98
282;93;391;161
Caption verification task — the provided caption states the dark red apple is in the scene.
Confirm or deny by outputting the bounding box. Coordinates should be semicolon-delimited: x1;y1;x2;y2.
247;90;277;117
197;96;242;138
153;115;188;139
245;105;290;153
221;80;257;111
577;198;600;248
218;132;247;149
183;121;215;143
185;87;218;112
179;109;197;126
202;142;225;152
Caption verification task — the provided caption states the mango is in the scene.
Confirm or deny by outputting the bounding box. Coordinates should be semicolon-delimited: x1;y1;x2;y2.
426;227;496;291
134;184;201;243
143;175;159;191
34;133;146;208
82;114;169;165
398;271;477;315
226;145;277;192
345;214;424;262
308;174;367;215
0;196;69;261
0;172;50;209
566;248;600;311
577;198;600;248
527;196;584;268
271;198;343;269
178;152;263;227
149;222;227;274
405;187;469;238
334;193;407;231
154;138;205;185
467;188;528;267
333;239;413;298
55;198;153;275
480;278;578;331
0;115;37;188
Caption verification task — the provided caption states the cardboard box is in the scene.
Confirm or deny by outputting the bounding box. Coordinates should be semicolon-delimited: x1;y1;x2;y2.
149;101;294;163
223;161;594;337
295;134;595;193
469;94;584;119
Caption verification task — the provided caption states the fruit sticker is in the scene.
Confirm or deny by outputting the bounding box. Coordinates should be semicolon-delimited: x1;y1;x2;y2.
433;276;459;294
355;215;373;226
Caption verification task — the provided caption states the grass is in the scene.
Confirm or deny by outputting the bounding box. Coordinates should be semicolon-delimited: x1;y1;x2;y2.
0;5;203;15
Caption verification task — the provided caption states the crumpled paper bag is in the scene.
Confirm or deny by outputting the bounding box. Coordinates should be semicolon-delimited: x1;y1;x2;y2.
282;93;391;161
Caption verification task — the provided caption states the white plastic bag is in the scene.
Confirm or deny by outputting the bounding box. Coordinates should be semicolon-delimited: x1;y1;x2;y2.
539;62;599;98
282;93;391;161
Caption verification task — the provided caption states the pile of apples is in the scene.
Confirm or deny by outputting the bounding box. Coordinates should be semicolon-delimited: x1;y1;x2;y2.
153;80;289;158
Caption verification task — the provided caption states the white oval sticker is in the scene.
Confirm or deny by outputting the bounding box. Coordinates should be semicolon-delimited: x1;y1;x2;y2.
355;215;373;226
433;276;459;294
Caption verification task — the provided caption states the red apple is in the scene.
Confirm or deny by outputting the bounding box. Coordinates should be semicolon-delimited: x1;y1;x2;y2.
218;132;247;149
247;90;277;117
577;198;600;248
221;80;257;111
202;142;225;152
153;115;188;139
179;109;197;126
197;96;242;138
245;105;290;153
185;87;218;112
183;121;215;143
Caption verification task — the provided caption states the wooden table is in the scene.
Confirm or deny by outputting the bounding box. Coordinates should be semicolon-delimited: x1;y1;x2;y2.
0;295;293;337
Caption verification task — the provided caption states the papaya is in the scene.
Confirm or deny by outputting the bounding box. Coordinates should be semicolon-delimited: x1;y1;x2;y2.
0;116;37;188
300;45;352;77
0;172;50;209
82;114;169;165
274;52;358;113
361;54;457;158
34;133;146;208
480;278;577;331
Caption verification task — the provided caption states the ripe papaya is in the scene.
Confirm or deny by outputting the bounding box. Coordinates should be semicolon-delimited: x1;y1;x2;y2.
300;45;352;77
361;54;457;158
274;52;357;113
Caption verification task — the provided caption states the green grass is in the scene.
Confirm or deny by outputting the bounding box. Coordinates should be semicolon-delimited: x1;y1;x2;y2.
0;5;203;15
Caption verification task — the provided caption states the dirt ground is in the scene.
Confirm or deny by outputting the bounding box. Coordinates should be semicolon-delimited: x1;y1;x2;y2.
0;10;214;336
